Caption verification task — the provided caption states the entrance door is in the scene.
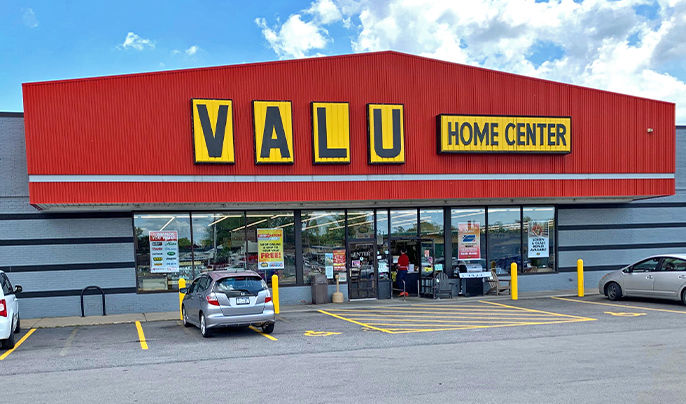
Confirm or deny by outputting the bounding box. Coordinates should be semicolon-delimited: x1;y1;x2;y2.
419;240;436;297
390;239;419;296
348;241;377;299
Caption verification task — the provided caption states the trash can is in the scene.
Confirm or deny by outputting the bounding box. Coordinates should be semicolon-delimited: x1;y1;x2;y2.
311;273;329;304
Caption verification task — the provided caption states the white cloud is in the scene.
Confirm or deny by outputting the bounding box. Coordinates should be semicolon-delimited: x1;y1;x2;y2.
119;32;154;51
22;8;38;28
185;45;199;56
256;0;686;122
255;15;328;59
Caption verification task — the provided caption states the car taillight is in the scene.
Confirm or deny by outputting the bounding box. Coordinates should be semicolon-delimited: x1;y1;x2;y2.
0;299;6;317
206;294;220;306
265;296;272;303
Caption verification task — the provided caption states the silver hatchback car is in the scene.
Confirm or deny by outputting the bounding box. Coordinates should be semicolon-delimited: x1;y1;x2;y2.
599;254;686;304
181;271;275;338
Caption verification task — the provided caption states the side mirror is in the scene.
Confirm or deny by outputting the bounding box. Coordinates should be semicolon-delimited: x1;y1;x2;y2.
14;285;22;294
622;267;632;273
179;287;187;294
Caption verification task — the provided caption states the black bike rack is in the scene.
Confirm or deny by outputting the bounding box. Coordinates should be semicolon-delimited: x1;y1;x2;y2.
81;285;106;317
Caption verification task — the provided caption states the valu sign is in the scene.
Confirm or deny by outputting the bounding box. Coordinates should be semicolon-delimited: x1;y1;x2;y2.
191;99;570;165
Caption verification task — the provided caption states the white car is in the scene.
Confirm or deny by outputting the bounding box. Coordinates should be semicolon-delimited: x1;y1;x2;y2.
0;270;22;349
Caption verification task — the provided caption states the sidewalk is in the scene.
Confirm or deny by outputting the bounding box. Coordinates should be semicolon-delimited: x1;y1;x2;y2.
22;289;598;329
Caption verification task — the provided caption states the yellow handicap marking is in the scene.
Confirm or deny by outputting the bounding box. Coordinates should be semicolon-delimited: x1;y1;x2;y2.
605;311;646;317
304;330;342;337
320;301;595;334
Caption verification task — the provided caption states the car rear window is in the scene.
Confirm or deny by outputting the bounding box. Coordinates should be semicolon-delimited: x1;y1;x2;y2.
214;276;266;296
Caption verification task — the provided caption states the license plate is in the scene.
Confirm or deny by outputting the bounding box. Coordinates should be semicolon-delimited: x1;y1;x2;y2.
236;297;250;305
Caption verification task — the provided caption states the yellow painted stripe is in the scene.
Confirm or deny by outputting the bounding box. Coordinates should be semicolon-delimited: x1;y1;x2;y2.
552;296;686;314
335;313;562;319
0;328;36;361
135;321;148;350
318;310;392;333
326;308;554;315
249;326;278;341
359;318;571;324
480;300;596;321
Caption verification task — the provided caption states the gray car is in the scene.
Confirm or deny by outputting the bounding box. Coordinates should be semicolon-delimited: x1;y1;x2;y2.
181;271;275;338
598;254;686;304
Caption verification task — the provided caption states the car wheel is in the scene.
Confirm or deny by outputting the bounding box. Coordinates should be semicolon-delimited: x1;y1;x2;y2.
681;289;686;306
606;282;622;301
262;322;275;334
182;306;191;328
200;313;211;338
2;328;16;349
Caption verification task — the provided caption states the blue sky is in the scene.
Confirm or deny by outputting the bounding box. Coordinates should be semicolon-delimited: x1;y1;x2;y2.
2;0;685;122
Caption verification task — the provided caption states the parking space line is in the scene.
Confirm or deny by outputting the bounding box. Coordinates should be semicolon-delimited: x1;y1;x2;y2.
552;296;686;314
135;321;148;350
59;327;79;357
0;328;36;361
248;326;278;341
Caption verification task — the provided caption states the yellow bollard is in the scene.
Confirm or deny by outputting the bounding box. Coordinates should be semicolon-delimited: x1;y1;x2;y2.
577;259;584;297
271;274;280;315
510;262;518;301
178;278;186;321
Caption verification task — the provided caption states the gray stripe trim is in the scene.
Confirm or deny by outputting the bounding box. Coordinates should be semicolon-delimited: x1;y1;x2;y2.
29;173;675;183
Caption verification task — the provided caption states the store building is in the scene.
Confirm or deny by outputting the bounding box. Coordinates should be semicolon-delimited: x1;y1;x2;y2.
1;51;682;318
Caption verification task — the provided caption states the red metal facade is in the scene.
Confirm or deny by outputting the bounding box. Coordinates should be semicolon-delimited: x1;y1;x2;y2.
22;51;675;206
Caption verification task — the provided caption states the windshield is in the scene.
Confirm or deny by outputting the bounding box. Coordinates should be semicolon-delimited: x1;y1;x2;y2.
214;276;266;296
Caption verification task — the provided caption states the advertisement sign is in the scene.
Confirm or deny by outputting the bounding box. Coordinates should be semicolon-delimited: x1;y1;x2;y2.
149;231;179;273
528;221;550;258
257;229;285;269
458;222;481;260
325;252;334;279
333;249;346;272
437;115;571;154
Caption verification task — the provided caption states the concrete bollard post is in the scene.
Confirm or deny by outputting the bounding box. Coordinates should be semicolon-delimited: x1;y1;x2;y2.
511;262;518;301
178;278;186;321
577;259;584;297
271;274;280;314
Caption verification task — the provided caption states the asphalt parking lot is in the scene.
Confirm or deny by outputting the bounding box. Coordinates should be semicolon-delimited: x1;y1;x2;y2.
4;294;686;402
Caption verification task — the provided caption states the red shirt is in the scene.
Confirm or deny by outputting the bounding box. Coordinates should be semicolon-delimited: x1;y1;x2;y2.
397;253;409;271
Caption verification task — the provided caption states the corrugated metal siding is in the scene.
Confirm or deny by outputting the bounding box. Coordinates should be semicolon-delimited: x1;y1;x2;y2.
22;51;675;205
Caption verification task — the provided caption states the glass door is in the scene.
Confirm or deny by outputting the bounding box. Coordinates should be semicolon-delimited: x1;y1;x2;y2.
348;241;377;299
419;239;436;297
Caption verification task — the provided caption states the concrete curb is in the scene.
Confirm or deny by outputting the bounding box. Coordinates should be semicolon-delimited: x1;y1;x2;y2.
22;289;600;328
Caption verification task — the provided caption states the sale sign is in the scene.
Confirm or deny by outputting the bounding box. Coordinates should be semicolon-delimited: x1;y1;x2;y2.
458;222;481;260
528;221;550;258
149;231;179;273
257;229;285;269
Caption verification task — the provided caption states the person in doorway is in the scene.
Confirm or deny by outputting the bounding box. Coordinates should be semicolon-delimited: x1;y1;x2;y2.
397;249;409;296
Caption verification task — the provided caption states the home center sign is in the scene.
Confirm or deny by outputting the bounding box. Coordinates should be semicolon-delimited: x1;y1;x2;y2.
190;99;571;165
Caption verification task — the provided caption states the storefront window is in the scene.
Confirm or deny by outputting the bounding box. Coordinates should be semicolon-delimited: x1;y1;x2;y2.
451;208;487;276
347;210;375;239
420;208;444;272
134;213;193;292
245;211;296;285
302;210;345;284
522;207;556;273
487;207;522;275
391;209;418;237
191;212;246;273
